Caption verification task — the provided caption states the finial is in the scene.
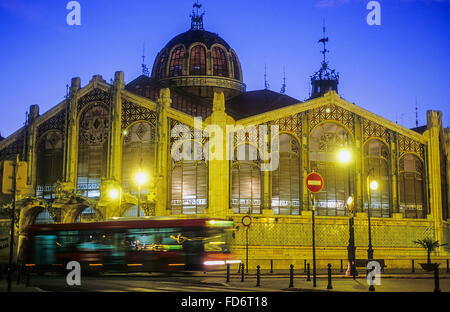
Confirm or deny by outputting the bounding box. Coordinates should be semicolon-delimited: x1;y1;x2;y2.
142;43;150;76
264;64;270;90
190;0;205;30
280;67;286;94
319;20;329;66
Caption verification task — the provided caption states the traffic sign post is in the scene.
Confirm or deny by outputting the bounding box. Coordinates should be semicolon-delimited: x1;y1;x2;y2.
242;216;252;274
305;172;324;289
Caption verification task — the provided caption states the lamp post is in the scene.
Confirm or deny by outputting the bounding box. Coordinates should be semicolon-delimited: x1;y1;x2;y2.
135;171;147;217
109;187;122;214
338;148;356;279
366;168;378;260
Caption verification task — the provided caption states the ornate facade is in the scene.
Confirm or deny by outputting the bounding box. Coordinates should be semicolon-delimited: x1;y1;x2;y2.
1;7;449;267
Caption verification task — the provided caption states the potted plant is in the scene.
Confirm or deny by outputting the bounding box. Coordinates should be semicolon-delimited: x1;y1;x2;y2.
413;238;446;271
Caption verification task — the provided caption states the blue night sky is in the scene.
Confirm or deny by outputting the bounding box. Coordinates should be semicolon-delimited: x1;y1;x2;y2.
0;0;449;137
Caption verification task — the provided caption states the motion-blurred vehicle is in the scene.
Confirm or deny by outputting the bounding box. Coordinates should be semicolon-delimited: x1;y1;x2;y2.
23;217;239;273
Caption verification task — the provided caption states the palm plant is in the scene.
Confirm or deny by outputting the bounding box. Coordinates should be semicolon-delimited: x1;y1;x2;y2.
413;238;445;264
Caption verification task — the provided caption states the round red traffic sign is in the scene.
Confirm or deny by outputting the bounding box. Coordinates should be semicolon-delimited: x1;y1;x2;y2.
305;172;324;193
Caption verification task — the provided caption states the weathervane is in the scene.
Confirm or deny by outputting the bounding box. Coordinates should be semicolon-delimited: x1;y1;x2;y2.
190;0;205;30
142;43;150;76
280;67;286;94
319;20;329;66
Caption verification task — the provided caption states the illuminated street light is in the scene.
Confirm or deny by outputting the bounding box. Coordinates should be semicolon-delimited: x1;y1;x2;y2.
370;180;379;191
338;149;351;163
109;189;119;200
135;171;148;217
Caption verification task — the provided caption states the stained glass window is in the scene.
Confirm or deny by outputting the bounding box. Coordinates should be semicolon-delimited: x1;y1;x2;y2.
212;47;228;77
77;104;109;199
399;154;426;218
272;134;301;215
231;144;262;214
310;123;353;216
36;130;63;200
363;140;391;218
168;46;185;77
189;45;206;75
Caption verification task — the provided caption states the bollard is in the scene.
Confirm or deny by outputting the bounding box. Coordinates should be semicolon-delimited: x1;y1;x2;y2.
256;265;261;287
270;259;273;274
412;260;415;273
304;259;307;273
289;264;294;288
306;263;311;281
226;263;230;283
327;263;333;290
434;267;440;293
237;263;241;274
340;259;343;273
241;264;245;282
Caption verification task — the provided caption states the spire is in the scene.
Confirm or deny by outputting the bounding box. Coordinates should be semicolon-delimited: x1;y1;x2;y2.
190;0;205;30
310;21;339;99
415;97;419;127
280;67;286;94
264;64;270;90
141;43;150;76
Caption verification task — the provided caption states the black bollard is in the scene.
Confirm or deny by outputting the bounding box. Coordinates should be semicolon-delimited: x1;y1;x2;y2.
306;263;311;281
289;264;294;288
412;260;415;273
241;264;245;282
434;267;440;293
226;263;230;283
270;260;273;274
256;265;261;287
327;263;333;290
340;259;343;273
237;263;241;274
304;259;307;273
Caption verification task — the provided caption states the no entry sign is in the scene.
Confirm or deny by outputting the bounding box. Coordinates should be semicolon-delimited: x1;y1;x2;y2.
306;172;324;193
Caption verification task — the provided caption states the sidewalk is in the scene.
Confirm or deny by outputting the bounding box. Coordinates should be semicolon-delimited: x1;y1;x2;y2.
0;274;44;292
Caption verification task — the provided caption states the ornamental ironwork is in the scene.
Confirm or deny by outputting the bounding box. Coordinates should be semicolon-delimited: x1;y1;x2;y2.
398;134;425;159
79;104;110;145
37;109;66;139
271;113;302;139
0;132;26;161
309;104;354;134
122;100;157;130
77;88;111;113
362;118;390;144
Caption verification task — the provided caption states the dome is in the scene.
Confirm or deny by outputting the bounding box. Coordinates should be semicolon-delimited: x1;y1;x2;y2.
151;29;245;100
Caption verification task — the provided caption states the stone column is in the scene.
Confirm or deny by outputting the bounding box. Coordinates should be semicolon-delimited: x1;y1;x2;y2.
155;88;171;216
425;110;444;248
108;71;124;181
63;77;80;190
205;92;232;218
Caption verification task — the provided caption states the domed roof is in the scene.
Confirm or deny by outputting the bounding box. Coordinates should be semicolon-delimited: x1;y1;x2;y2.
163;29;231;52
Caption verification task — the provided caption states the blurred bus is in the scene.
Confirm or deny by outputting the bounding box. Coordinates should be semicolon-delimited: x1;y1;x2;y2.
23;218;239;273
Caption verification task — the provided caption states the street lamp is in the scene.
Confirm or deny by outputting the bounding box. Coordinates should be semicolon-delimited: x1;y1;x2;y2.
135;171;148;217
366;168;378;260
338;147;356;279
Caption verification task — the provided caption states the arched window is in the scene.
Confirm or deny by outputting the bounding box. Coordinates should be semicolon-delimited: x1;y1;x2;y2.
231;144;262;214
231;52;240;80
310;123;353;216
155;51;168;80
122;122;155;198
168;46;185;77
189;45;206;75
75;207;100;223
364;140;391;217
212;47;228;77
77;104;109;198
33;209;53;224
171;141;208;215
36;130;63;199
399;154;426;218
272;134;301;215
